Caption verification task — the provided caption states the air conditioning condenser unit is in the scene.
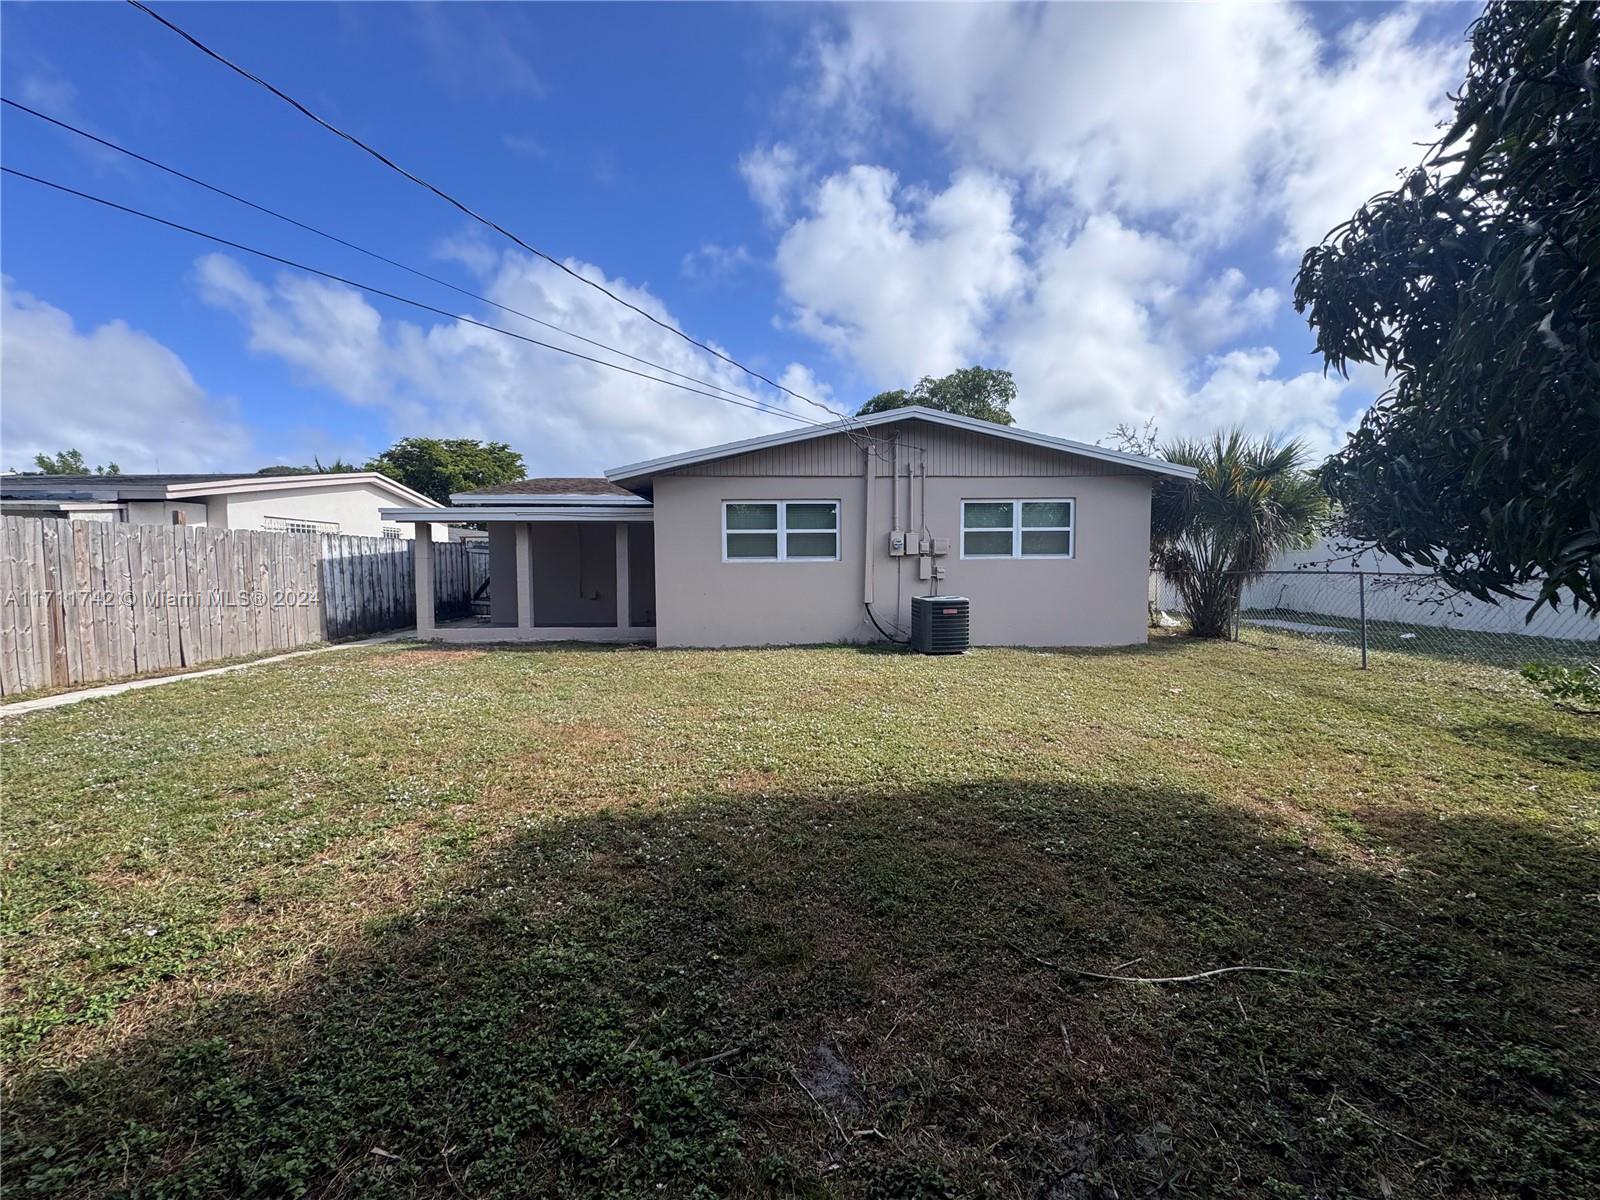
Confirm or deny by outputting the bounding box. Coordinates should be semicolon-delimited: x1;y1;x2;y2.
911;595;970;655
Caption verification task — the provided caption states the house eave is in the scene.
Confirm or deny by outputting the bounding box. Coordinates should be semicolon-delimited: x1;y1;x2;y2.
0;472;438;508
0;499;125;511
380;505;655;524
164;473;436;506
603;406;1200;484
448;492;650;506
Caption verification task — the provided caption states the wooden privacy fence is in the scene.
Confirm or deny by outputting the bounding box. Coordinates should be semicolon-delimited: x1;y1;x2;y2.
317;533;481;639
0;516;483;695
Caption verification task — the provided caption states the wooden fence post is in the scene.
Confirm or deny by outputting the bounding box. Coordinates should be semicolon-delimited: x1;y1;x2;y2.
0;517;482;693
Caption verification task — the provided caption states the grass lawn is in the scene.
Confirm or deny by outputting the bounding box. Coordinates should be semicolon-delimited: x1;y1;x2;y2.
0;643;334;708
1237;609;1600;672
3;637;1596;1198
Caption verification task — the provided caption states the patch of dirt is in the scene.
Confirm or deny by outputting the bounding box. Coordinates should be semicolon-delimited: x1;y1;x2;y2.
798;1041;858;1115
89;861;174;891
1036;1121;1105;1200
542;721;632;749
726;768;782;794
382;650;487;667
580;850;660;894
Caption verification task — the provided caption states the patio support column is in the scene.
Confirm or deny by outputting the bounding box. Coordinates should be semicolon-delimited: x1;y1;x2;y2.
614;521;631;631
515;521;534;630
414;523;435;638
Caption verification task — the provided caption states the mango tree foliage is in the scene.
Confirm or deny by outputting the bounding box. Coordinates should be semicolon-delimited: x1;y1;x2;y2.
1294;1;1598;614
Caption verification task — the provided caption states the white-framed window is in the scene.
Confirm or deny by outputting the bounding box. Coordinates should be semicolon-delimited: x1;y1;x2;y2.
263;515;340;535
723;500;839;562
381;524;404;540
961;499;1074;559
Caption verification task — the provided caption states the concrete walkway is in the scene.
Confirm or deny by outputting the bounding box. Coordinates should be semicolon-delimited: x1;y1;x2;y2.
0;632;413;719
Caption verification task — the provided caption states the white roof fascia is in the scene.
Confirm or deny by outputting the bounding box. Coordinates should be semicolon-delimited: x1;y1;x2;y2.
4;474;437;505
164;472;437;507
0;499;124;510
448;492;649;506
603;405;1198;482
380;505;655;524
0;482;149;500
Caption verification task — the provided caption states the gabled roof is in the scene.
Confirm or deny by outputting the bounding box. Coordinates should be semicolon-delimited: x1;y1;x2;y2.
451;477;647;505
604;406;1198;484
0;471;436;507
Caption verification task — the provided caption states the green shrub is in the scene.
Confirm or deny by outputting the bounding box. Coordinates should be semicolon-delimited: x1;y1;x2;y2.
1520;661;1600;708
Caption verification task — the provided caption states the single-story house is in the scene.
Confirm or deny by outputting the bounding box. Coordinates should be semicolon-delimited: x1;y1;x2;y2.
0;471;446;540
380;406;1197;648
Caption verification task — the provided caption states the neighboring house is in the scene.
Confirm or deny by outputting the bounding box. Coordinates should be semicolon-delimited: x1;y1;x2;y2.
0;472;445;539
382;407;1196;648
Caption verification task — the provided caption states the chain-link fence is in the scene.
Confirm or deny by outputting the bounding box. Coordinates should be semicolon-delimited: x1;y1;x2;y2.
1153;570;1599;672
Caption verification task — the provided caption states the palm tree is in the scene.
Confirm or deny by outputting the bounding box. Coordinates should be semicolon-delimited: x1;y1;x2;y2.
1153;431;1330;638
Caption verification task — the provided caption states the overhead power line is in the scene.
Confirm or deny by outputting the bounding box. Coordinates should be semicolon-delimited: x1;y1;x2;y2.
1;166;827;429
1;95;801;418
125;0;852;429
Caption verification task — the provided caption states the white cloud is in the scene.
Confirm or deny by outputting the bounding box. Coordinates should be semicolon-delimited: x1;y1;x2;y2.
743;1;1464;455
0;280;252;473
1001;215;1189;431
1161;268;1281;355
501;133;548;159
410;2;544;99
12;68;133;175
681;242;753;282
765;186;1341;448
16;72;78;115
195;252;813;474
1272;11;1465;253
803;3;1465;248
197;257;391;407
1182;349;1376;460
433;231;501;279
774;361;836;419
1001;218;1372;455
811;3;1280;232
773;166;1024;386
739;142;805;225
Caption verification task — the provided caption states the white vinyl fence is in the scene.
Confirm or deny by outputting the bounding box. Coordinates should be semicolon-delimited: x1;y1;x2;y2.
1152;567;1598;671
1258;539;1598;640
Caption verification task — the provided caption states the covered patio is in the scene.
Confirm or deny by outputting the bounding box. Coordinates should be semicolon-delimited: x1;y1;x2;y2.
382;499;656;644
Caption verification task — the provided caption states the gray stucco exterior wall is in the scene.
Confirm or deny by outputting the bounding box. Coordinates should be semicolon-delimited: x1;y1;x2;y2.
486;520;658;629
649;422;1155;648
531;523;617;627
488;523;518;626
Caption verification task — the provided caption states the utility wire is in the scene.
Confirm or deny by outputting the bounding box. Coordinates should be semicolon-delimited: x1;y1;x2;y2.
1;96;801;418
125;0;853;429
119;2;920;462
1;166;827;429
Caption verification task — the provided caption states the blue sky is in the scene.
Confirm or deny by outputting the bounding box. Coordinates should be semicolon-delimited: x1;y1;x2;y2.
2;1;1476;476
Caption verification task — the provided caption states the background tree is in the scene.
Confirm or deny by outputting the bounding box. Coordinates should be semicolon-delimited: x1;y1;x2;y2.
255;456;358;476
1153;431;1329;638
1104;418;1161;458
365;438;525;505
858;365;1017;425
31;450;120;476
1294;0;1598;614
